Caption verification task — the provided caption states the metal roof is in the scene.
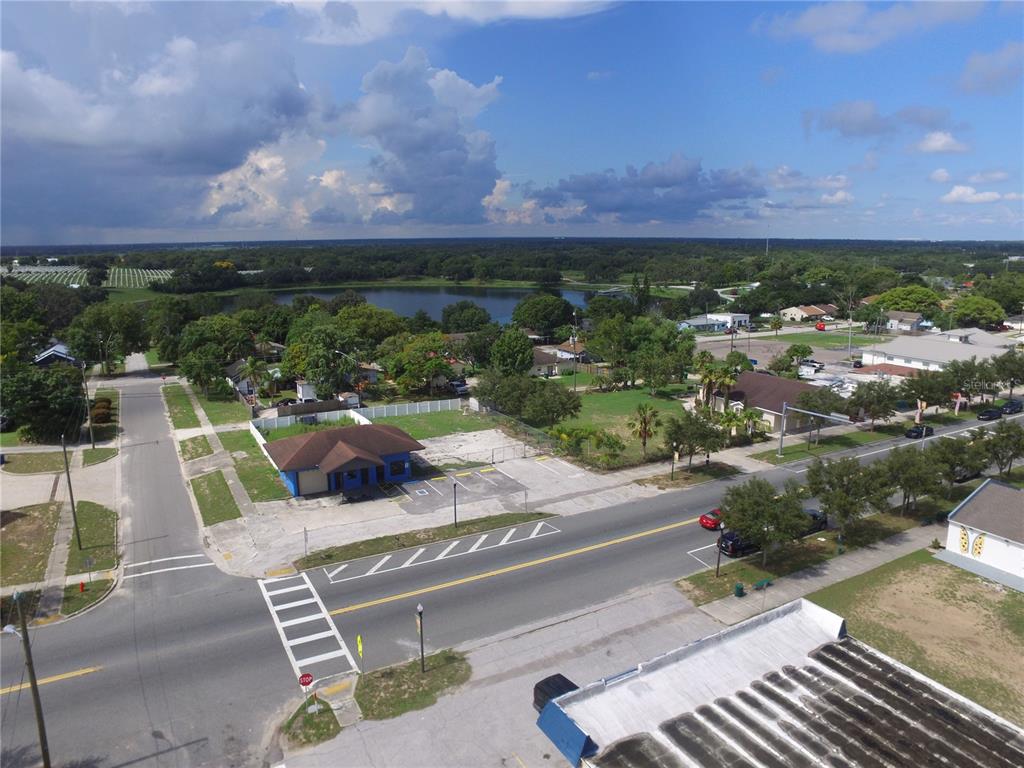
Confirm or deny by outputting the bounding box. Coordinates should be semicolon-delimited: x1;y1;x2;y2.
947;479;1024;543
864;335;1009;364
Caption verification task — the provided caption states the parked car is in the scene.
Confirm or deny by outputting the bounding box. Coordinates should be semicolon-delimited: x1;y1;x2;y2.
799;509;828;537
273;397;297;408
718;531;759;558
1001;399;1023;415
723;327;738;335
533;673;578;713
905;425;934;439
852;360;864;369
699;508;723;531
449;380;470;396
977;408;1002;421
804;359;824;369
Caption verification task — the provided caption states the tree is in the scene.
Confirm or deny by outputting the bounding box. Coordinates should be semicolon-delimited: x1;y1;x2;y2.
662;409;723;468
875;285;943;315
716;407;746;440
66;302;147;374
178;344;224;396
0;363;86;442
899;369;953;421
720;477;807;566
336;304;407;349
796;387;847;444
724;350;754;375
785;344;813;368
511;293;574;335
491;329;534;376
392;332;453;394
441;301;491;333
984;420;1024;477
521;381;582;427
846;381;898;430
178;314;253;363
769;316;783;336
474;371;534;416
627;403;662;458
455;323;502;369
767;353;795;376
304;326;357;398
630;272;652;313
883;446;942;514
407;309;440;334
145;296;195;364
86;266;108;287
807;457;891;542
950;295;1005;328
238;356;270;394
993;349;1024;400
926;436;989;497
853;302;886;333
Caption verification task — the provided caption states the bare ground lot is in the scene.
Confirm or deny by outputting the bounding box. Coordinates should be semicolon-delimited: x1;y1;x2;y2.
810;549;1024;725
415;428;534;468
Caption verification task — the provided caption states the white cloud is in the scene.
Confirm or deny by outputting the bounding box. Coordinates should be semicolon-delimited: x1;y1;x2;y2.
130;37;198;97
916;131;968;154
929;168;950;183
768;166;850;191
586;70;613;81
754;2;981;54
429;68;502;119
968;169;1009;184
821;189;854;205
959;41;1024;93
940;185;1001;204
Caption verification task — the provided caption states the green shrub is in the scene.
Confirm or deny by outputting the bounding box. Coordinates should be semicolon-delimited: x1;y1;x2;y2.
93;397;112;408
90;407;111;424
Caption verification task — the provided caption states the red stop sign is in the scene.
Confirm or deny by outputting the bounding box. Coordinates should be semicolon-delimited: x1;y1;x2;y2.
299;673;313;687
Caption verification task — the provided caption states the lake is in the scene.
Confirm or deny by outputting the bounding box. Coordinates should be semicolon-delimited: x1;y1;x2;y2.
266;285;593;323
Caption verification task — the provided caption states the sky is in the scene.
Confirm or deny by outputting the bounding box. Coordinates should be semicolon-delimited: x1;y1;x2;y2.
1;1;1022;245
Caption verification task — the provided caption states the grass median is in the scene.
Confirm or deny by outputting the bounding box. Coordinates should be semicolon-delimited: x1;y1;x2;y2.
634;461;740;489
65;501;118;574
190;470;242;526
83;447;118;466
0;502;62;587
61;579;114;616
163;384;200;429
1;451;66;474
219;430;289;501
283;695;341;747
677;511;923;605
751;423;904;465
356;649;471;720
295;511;553;570
179;435;213;461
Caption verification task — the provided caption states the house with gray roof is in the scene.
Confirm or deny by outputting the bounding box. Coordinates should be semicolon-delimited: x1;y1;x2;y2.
860;332;1014;371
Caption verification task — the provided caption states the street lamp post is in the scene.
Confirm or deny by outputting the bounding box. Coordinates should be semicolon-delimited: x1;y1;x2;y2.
416;603;425;673
670;442;678;480
572;309;578;393
453;483;458;529
3;593;52;768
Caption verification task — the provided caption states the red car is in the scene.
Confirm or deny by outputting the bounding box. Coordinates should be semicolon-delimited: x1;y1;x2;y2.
699;508;723;530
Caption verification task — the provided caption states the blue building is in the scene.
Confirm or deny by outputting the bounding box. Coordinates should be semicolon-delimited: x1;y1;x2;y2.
265;424;424;497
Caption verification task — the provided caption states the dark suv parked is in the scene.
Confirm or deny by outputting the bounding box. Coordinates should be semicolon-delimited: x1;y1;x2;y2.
533;674;578;713
800;509;828;537
718;531;759;558
1001;399;1023;415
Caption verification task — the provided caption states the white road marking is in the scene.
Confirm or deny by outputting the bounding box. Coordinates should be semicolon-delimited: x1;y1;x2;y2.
294;649;350;667
477;471;498;485
468;535;488;552
325;564;347;579
435;540;462;560
273;597;317;612
123;562;216;579
366;555;392;575
530;522;546;538
533;460;562;476
687;543;718;568
287;630;336;647
125;554;206;569
262;573;305;585
279;614;323;628
266;584;309;597
402;548;426;567
423;480;443;496
451;475;470;490
499;528;518;545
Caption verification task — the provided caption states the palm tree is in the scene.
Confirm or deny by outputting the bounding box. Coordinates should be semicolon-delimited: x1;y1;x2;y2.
770;316;783;337
627;403;662;458
693;350;716;405
238;356;269;397
717;407;745;439
713;369;737;409
740;407;763;436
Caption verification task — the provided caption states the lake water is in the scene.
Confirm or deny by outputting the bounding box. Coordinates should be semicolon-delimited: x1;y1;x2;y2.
268;285;593;324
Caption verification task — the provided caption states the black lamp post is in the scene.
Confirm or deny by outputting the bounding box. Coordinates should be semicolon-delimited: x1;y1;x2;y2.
416;603;425;673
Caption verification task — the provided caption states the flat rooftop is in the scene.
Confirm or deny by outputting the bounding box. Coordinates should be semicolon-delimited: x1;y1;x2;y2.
541;600;1024;767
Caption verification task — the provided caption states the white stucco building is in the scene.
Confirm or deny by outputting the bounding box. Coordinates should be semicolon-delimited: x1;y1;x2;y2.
939;479;1023;591
860;327;1016;371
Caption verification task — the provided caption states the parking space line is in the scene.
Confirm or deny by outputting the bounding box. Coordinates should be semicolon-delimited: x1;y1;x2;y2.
468;535;488;552
287;630;336;647
479;467;496;473
402;548;426;567
530;522;546;538
535;456;550;462
325;564;348;579
366;555;392;575
499;527;518;545
533;460;562;476
687;543;717;568
454;471;472;477
435;540;462;559
430;475;447;481
424;480;443;495
476;471;498;485
490;465;516;480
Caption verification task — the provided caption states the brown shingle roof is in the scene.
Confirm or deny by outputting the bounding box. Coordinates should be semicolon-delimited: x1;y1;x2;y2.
533;348;560;365
265;424;424;473
948;479;1024;543
728;371;816;415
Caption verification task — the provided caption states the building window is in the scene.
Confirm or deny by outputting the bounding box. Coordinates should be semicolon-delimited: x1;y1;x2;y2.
390;460;405;476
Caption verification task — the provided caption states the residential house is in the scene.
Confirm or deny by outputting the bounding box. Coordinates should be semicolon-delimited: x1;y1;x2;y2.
717;370;817;433
265;424;424;497
253;340;286;362
779;304;839;322
938;479;1023;590
677;314;727;332
33;343;78;368
860;328;1014;371
531;348;565;377
884;310;925;333
553;338;598;363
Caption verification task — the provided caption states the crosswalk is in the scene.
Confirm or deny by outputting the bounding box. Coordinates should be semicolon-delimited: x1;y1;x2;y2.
257;572;358;687
322;520;561;584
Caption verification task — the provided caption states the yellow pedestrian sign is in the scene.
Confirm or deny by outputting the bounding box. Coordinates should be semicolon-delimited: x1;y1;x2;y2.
356;634;363;659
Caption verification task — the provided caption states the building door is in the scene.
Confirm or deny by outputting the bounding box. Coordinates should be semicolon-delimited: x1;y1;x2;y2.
360;467;369;486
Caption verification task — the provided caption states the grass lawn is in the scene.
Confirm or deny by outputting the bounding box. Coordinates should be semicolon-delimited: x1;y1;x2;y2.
179;435;213;461
83;447;118;466
262;420;343;442
106;285;162;303
163;384;201;429
218;430;289;501
296;511;552;570
370;410;498;441
355;649;471;720
195;392;251;426
771;331;892;350
283;695;340;747
677;511;923;605
64;501;118;574
0;430;26;448
634;461;741;489
92;388;120;441
190;470;242;526
1;451;66;474
751;423;905;465
552;370;597;388
0;502;62;586
61;579;114;616
809;549;1024;725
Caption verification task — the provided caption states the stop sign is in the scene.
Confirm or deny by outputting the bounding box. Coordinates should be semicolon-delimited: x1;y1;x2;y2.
299;672;313;687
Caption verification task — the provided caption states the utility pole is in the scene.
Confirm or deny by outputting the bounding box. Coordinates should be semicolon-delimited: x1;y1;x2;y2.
81;362;95;449
5;593;52;768
453;483;458;529
60;434;83;550
572;309;578;393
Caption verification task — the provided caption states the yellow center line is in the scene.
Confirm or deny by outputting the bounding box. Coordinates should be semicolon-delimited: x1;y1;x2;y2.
329;516;698;616
1;666;102;695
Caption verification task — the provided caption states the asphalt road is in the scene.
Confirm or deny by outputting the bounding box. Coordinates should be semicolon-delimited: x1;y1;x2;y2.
2;374;1018;767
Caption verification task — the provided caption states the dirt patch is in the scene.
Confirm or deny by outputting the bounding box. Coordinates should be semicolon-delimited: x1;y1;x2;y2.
418;428;528;466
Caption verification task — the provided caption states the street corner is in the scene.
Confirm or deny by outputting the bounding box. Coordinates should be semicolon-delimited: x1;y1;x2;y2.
266;565;298;579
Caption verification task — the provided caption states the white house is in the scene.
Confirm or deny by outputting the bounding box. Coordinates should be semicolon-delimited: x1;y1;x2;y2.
295;379;318;402
939;479;1023;591
860;332;1014;371
531;348;565;377
708;312;749;328
884;310;925;333
780;304;838;322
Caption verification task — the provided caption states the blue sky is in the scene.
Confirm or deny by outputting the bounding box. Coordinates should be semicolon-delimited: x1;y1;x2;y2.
2;1;1021;245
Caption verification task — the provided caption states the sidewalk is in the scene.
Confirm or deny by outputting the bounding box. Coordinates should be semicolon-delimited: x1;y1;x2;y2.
697;524;940;625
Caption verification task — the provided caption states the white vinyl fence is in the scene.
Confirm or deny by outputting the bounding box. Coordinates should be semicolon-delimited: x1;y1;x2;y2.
250;397;474;434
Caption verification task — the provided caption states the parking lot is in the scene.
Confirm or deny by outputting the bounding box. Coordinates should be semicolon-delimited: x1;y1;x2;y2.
392;465;526;514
